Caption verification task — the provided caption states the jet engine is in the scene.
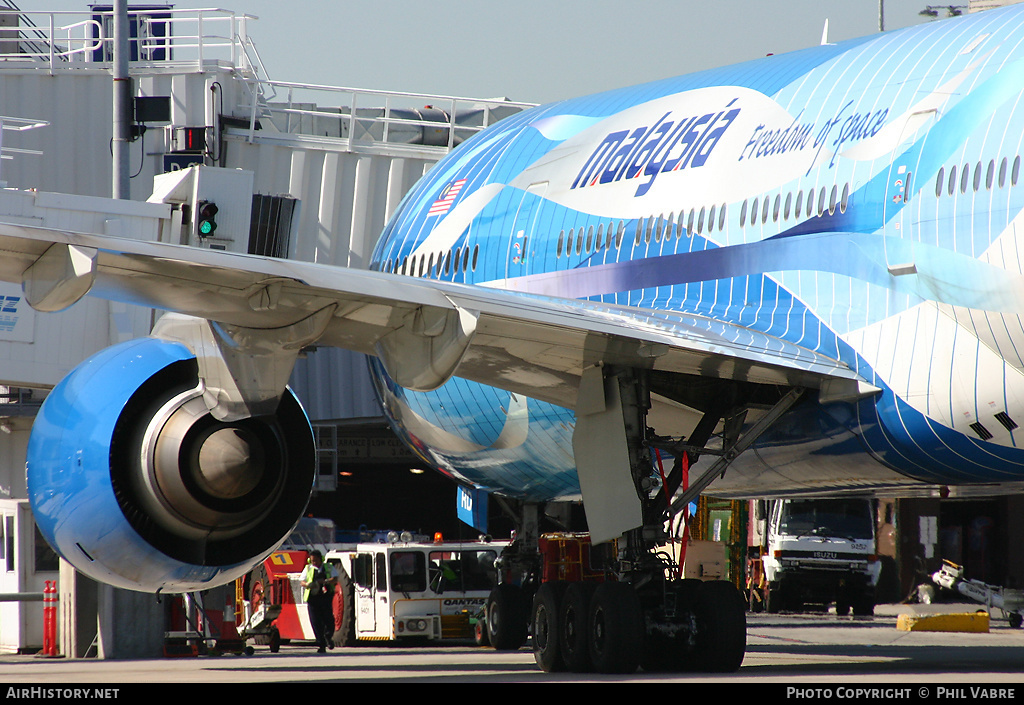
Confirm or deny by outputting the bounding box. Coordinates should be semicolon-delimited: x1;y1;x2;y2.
26;337;316;593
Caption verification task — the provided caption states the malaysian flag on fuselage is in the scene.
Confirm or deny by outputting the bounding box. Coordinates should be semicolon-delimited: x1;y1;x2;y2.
427;178;467;216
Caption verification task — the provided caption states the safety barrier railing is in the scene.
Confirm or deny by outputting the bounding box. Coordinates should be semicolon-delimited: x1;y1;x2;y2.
0;8;536;152
0;8;256;73
238;78;535;151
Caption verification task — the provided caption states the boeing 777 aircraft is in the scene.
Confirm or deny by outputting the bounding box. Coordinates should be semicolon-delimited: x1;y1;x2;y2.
1;6;1023;674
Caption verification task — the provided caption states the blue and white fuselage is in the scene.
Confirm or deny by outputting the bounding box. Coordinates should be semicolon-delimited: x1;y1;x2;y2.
370;7;1024;502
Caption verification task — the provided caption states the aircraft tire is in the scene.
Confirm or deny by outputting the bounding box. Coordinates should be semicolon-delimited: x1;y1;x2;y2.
588;581;643;674
693;580;746;672
487;583;528;651
532;581;568;672
560;581;596;672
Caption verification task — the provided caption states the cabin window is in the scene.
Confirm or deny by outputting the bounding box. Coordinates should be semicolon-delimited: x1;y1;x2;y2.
973;161;982;192
761;197;770;224
697;207;705;234
556;230;564;258
948;165;957;195
740;200;748;228
936;168;944;197
817;187;826;217
462;247;470;272
586;225;594;251
999;158;1008;188
751;198;760;226
718;203;727;231
772;195;780;223
1013;156;1021;185
595;223;604;251
354;554;374;589
987;160;995;189
472;244;479;271
960;163;970;193
634;219;643;245
616;220;625;248
443;250;452;276
841;183;850;213
807;189;815;217
390;551;427;593
783;193;792;221
795;190;804;218
454;247;462;274
707;205;716;233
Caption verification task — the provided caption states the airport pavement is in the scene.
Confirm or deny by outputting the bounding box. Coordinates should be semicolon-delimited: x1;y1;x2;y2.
0;603;1020;685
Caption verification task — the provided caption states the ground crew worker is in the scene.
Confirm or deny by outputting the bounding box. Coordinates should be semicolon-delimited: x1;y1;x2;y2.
300;549;336;653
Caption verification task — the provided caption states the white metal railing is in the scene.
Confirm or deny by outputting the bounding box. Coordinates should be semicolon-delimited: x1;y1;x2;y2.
0;8;536;152
0;115;46;178
239;79;536;151
0;8;256;73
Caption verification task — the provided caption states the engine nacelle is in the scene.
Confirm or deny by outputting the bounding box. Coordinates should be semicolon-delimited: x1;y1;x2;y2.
27;337;316;593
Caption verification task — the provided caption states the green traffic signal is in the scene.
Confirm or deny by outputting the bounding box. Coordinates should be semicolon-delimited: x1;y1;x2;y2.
197;201;218;236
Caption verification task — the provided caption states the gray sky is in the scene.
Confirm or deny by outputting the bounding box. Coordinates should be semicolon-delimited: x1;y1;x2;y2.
31;1;956;104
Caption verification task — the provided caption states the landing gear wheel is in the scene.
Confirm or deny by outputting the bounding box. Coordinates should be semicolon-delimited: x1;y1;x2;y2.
487;583;528;651
532;581;568;672
693;580;746;672
332;566;355;647
560;581;596;672
1010;612;1023;629
640;579;701;673
588;581;643;674
268;627;281;654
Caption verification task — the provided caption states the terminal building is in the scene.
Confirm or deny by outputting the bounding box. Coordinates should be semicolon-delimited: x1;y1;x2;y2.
0;3;529;655
0;2;1019;657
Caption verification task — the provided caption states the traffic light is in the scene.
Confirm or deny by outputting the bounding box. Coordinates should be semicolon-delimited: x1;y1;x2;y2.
196;200;218;237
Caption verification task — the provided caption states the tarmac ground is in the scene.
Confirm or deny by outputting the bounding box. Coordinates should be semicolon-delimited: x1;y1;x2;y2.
0;602;1022;686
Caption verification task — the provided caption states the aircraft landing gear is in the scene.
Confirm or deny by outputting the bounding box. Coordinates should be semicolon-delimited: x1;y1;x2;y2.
498;367;789;674
526;571;746;674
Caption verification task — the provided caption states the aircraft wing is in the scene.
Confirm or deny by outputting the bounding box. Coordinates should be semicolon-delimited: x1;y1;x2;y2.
0;223;862;409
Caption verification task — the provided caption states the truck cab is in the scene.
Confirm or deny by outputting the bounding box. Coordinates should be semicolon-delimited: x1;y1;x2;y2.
327;536;506;643
760;498;881;615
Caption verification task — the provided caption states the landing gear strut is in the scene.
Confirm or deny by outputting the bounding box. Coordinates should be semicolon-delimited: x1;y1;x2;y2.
487;369;801;674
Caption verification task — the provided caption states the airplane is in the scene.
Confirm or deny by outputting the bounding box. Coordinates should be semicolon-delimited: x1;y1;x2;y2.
1;4;1023;674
